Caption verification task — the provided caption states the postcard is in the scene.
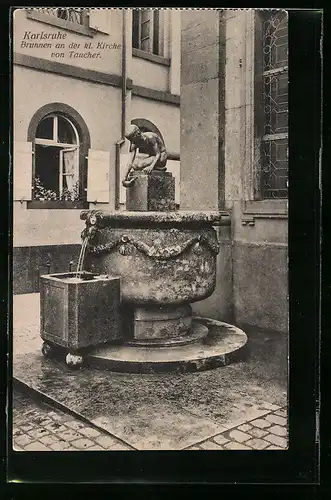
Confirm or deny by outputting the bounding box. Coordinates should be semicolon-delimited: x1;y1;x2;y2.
11;7;290;456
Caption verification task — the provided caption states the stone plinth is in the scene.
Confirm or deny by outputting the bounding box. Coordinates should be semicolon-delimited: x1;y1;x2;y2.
126;171;176;212
86;318;248;373
133;305;193;341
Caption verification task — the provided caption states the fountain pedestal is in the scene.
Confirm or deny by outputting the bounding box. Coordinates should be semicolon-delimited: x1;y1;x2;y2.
78;167;248;373
133;305;193;341
126;171;176;212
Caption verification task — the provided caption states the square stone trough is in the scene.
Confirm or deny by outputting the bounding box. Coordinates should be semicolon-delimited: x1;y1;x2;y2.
39;271;121;367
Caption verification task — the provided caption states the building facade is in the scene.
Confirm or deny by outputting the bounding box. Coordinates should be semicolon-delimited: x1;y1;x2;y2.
13;8;288;334
13;8;181;294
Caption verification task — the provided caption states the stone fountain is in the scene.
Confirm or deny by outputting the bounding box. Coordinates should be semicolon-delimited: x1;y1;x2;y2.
77;125;248;373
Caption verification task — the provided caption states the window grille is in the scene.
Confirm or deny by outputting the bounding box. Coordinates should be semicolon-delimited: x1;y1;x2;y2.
261;10;288;199
37;8;87;26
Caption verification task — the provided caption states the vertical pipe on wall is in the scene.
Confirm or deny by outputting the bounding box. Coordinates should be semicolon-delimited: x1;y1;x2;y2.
115;9;128;209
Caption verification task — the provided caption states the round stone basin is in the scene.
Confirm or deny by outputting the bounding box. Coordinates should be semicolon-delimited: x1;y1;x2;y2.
81;210;230;307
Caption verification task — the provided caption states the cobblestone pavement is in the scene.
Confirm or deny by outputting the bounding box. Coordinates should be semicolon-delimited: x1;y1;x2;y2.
13;387;288;451
13;388;134;451
185;407;288;450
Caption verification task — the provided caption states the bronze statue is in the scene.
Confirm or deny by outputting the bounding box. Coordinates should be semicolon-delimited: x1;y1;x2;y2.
122;124;168;187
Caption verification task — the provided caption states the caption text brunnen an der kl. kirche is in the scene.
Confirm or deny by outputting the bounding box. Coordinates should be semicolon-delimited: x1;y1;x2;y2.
21;31;121;59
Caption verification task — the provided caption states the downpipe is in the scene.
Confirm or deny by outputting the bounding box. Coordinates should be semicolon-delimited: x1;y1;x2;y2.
115;10;128;209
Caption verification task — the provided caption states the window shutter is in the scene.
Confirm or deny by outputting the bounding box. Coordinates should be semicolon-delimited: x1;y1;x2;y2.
13;141;33;201
87;149;110;203
89;9;111;34
166;160;180;206
140;10;153;52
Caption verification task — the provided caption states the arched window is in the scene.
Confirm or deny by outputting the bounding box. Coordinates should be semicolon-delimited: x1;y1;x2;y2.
27;103;91;206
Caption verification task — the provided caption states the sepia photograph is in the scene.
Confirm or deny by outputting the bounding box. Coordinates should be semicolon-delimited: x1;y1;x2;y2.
12;7;289;452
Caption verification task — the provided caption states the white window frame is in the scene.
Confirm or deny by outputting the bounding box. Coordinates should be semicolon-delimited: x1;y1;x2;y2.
34;114;80;200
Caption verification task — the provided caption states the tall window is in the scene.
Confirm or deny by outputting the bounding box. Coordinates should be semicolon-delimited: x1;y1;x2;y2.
33;114;82;201
132;9;161;56
260;10;288;199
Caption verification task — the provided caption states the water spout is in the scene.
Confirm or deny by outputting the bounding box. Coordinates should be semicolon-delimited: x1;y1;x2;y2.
76;236;89;278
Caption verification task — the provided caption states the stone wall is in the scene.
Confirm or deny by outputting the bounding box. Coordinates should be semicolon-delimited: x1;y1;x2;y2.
180;10;288;332
180;11;232;322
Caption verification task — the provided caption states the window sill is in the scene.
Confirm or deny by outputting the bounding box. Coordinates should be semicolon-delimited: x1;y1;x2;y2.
132;48;170;67
241;200;288;225
27;200;89;209
26;11;94;37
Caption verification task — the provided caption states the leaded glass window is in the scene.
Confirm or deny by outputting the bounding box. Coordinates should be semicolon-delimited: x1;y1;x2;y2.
261;10;288;199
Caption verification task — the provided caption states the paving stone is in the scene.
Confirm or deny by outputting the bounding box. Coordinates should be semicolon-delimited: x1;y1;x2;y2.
228;429;251;443
85;444;105;451
237;424;252;432
13;428;24;437
20;424;34;432
274;408;287;418
70;438;95;449
64;420;86;431
199;440;222;450
259;402;281;411
24;441;51;451
224;442;252;450
14;417;30;427
213;434;230;445
39;435;58;447
27;428;50;439
44;423;68;433
186;446;202;450
23;410;41;419
50;440;70;451
264;433;288;448
245;438;269;450
95;435;122;449
265;445;284;450
269;425;287;437
78;427;101;439
57;429;84;442
265;414;287;426
248;427;268;439
31;415;51;426
15;434;35;446
250;418;272;429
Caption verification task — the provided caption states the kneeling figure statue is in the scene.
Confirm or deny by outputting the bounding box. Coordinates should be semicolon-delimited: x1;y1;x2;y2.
122;124;168;188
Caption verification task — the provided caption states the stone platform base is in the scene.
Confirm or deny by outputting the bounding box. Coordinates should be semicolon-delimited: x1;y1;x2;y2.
85;318;248;374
